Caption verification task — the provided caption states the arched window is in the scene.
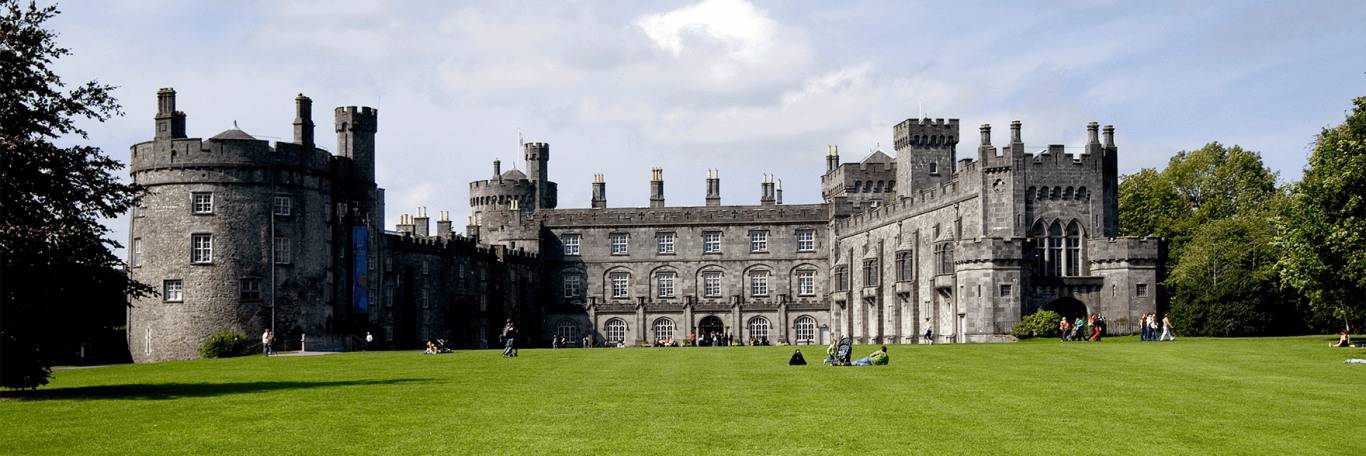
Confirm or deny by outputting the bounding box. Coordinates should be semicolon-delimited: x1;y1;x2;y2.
851;181;862;193
605;318;627;343
874;181;885;193
1063;187;1074;200
1076;187;1088;199
794;316;816;343
652;318;675;341
1026;186;1036;201
556;319;578;340
1066;221;1081;277
1032;221;1047;275
748;317;770;341
1048;221;1063;277
886;181;895;192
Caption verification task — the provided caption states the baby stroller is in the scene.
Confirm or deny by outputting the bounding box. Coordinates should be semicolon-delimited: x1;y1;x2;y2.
833;337;852;366
433;339;453;354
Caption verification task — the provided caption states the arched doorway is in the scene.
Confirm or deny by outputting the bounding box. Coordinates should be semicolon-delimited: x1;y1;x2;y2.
1041;297;1088;322
698;316;724;345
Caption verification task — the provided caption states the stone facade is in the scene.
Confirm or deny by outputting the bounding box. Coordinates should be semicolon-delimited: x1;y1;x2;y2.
128;88;1163;362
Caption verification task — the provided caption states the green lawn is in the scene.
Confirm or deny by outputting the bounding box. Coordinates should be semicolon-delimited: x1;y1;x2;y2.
2;337;1363;455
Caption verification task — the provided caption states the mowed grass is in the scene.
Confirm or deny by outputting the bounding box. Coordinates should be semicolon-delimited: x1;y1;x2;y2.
2;337;1363;455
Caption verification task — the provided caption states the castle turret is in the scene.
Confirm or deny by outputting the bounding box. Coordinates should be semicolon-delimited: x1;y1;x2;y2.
293;94;314;151
893;118;959;198
523;142;556;209
705;169;720;206
336;106;377;183
650;168;665;208
591;174;606;209
154;88;186;139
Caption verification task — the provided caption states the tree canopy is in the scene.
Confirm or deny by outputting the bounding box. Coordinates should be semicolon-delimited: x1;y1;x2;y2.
1275;97;1366;330
1;0;151;389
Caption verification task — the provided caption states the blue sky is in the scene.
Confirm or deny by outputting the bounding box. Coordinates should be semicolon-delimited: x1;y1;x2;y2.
46;0;1365;253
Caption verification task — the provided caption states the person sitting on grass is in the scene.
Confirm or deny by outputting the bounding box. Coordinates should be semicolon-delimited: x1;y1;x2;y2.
851;346;889;366
789;349;807;365
424;341;436;355
1332;324;1351;347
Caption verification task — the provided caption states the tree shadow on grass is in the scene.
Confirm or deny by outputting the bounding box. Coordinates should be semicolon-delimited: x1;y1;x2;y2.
0;378;431;402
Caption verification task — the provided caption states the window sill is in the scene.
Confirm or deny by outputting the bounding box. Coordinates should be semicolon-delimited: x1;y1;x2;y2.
750;250;769;254
191;262;214;266
656;252;675;256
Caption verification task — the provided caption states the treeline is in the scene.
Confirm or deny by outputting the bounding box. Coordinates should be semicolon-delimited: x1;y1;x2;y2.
1119;97;1366;336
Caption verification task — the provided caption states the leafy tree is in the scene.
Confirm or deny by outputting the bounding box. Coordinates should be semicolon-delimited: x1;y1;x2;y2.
1275;97;1366;331
1119;142;1293;335
1;1;151;389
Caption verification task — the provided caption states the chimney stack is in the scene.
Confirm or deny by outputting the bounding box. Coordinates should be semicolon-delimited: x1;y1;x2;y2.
493;160;501;180
436;211;452;240
293;94;314;150
397;214;415;235
705;169;721;206
649;168;665;208
591;174;607;209
826;145;840;173
1103;125;1115;148
466;216;480;243
414;207;429;237
760;174;776;205
1010;120;1023;145
154;88;186;139
776;179;783;205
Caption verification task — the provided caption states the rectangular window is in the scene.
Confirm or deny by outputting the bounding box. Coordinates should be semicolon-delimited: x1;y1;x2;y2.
368;255;375;271
368;289;376;308
422;289;429;308
563;275;582;298
422;261;429;275
240;280;260;300
191;192;213;214
657;233;675;254
611;234;628;255
863;259;878;287
385;255;392;272
1136;283;1148;297
274;196;291;216
657;273;675;297
164;280;183;302
703;272;722;297
750;271;769;296
274;237;291;264
479;295;487;311
797;270;815;296
135;201;146;218
563;235;580;256
132;238;142;267
835;267;849;291
611;273;630;298
1000;284;1012;297
896;252;913;282
750;231;768;252
191;233;212;263
797;230;815;251
703;232;721;253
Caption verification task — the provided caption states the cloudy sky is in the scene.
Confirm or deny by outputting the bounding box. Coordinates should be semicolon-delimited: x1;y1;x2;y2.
45;0;1364;253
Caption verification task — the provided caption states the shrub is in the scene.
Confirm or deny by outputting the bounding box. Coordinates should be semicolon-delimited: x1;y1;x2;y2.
199;329;250;359
1010;310;1062;339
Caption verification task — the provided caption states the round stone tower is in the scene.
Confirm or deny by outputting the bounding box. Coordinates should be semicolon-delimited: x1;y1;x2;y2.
127;89;338;362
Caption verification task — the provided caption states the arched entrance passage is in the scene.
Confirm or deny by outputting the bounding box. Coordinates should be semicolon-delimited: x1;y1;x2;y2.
698;316;724;342
1041;297;1088;322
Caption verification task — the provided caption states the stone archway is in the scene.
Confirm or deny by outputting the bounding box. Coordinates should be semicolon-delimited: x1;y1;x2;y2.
698;316;724;346
1041;297;1088;322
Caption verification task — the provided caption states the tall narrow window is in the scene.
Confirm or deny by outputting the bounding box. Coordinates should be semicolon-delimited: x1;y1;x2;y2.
563;275;582;298
1048;222;1063;277
863;259;879;286
797;230;815;251
936;243;954;275
240;280;261;300
835;267;849;291
750;231;768;252
750;271;769;296
132;238;143;267
703;232;721;253
1065;222;1081;277
385;285;394;307
191;234;212;263
421;289;429;308
191;192;213;214
563;234;580;256
797;270;815;296
611;234;628;255
163;280;183;302
896;252;913;281
611;273;630;298
274;237;291;264
657;233;675;254
657;273;675;298
274;196;291;216
703;271;722;297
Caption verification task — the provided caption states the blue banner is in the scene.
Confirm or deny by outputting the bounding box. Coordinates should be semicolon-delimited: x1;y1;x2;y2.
352;226;368;314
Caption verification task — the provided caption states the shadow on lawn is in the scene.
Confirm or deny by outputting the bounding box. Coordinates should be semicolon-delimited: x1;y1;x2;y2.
0;378;431;402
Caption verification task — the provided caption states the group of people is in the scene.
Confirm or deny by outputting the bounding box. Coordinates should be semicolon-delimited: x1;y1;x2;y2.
690;332;733;347
817;339;889;366
1138;313;1175;341
261;329;275;356
1059;314;1107;342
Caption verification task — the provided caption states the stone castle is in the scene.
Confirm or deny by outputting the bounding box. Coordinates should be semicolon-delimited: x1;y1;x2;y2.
127;88;1162;362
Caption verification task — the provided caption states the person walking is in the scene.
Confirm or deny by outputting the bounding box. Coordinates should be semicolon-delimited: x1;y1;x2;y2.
923;317;934;345
364;331;373;352
262;329;274;356
501;321;519;357
1159;315;1175;341
1059;317;1070;342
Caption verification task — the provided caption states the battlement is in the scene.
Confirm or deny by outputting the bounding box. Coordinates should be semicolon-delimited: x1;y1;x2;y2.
335;106;377;133
834;176;974;235
955;237;1027;264
523;142;549;160
1087;236;1164;263
129;137;333;175
894;118;960;150
534;203;828;228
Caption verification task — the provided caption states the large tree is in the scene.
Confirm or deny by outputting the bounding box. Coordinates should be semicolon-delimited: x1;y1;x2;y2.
1;1;151;389
1275;97;1366;331
1118;142;1295;335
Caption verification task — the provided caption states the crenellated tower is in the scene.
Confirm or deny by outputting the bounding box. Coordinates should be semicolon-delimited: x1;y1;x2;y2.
336;106;378;183
893;118;959;198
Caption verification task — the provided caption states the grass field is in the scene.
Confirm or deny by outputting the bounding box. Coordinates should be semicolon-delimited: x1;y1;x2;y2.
2;336;1363;454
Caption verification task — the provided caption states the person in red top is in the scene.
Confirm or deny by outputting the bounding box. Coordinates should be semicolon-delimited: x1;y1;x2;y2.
1059;318;1070;342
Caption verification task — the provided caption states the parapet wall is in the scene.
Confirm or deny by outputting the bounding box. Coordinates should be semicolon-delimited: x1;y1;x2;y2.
130;137;333;176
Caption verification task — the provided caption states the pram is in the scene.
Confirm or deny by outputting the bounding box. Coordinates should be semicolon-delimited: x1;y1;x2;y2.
433;339;453;354
833;337;852;366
